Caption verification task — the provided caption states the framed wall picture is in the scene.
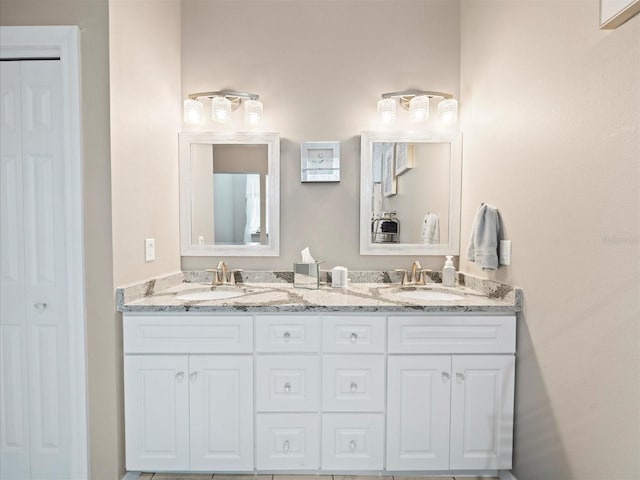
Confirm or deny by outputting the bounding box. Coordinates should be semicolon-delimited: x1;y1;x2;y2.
395;143;413;176
301;141;340;182
382;144;396;197
600;0;640;28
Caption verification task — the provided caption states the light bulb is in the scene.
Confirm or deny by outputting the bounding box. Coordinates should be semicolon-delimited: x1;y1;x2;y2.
244;99;263;126
409;95;429;123
438;98;458;124
377;98;396;124
183;99;203;124
211;96;232;123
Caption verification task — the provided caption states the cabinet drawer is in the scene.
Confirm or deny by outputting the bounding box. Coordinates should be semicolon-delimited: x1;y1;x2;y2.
123;314;253;354
256;413;320;470
321;413;384;470
322;316;385;353
388;315;516;354
256;355;320;412
256;315;321;352
322;355;385;412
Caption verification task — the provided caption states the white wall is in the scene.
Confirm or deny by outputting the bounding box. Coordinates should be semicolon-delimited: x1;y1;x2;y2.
110;0;182;286
460;1;639;479
180;0;461;271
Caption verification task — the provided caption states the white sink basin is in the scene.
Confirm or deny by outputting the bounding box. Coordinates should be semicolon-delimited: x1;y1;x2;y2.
397;289;465;302
177;289;245;301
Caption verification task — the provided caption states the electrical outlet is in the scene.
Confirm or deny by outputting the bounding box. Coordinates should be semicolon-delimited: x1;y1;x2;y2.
198;235;205;246
499;240;511;265
145;238;155;262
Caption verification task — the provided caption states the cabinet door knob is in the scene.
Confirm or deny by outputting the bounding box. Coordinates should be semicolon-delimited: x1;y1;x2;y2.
442;371;451;382
350;332;358;343
283;331;291;342
283;440;290;452
284;382;291;392
456;372;465;383
350;381;358;392
190;371;198;383
349;440;357;451
34;302;47;312
175;371;185;382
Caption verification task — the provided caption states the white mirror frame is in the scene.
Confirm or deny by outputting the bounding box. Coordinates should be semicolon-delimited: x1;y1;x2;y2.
360;130;462;256
179;132;280;256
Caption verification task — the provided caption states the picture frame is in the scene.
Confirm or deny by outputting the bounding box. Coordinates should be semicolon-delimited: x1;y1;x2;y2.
395;143;413;176
600;0;640;28
382;144;396;197
301;141;340;182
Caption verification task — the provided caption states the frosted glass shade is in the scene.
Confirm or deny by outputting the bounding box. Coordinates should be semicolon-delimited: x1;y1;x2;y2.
183;99;204;124
438;98;458;123
409;95;430;123
244;99;263;126
211;96;232;123
377;98;396;124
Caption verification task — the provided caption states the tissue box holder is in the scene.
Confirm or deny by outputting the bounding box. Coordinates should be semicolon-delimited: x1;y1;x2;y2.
294;262;321;289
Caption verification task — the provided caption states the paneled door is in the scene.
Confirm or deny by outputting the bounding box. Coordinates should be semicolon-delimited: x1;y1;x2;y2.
450;355;515;470
189;355;253;470
386;355;451;470
1;57;77;480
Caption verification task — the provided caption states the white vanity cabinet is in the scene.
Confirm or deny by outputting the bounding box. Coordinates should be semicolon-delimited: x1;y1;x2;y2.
122;311;516;475
386;315;516;471
123;315;254;472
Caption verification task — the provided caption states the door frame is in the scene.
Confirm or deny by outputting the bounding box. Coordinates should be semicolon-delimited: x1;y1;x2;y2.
0;26;88;478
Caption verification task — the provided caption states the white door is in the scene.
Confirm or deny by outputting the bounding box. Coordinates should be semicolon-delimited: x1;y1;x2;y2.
450;355;515;470
386;355;451;470
189;355;253;471
1;59;74;480
124;355;190;471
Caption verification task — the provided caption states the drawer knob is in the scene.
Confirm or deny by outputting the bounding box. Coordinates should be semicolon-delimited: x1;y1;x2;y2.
283;331;291;342
350;381;358;392
175;371;185;382
190;371;198;383
283;440;290;452
350;332;358;343
456;372;465;383
442;371;451;382
349;440;357;451
284;382;291;392
34;302;47;312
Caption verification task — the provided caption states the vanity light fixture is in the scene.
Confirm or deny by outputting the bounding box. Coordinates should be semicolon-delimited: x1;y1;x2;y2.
378;90;458;125
183;90;263;126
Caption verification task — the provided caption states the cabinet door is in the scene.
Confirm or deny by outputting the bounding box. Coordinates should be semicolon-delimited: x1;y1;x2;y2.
124;355;189;471
386;355;451;470
189;355;253;471
450;355;515;470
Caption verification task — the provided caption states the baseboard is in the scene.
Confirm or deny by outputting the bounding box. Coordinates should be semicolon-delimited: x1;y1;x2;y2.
499;470;518;480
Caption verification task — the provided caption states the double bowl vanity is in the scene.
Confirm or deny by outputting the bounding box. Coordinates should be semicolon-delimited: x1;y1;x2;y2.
117;272;521;477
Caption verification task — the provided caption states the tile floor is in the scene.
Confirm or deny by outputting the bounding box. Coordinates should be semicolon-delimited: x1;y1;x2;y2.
140;475;499;480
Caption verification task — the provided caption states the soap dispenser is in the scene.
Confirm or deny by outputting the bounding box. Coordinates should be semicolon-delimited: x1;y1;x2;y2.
442;255;456;287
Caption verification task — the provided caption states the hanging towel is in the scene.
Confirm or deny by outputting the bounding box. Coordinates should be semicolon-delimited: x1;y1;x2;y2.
421;213;440;244
466;203;500;270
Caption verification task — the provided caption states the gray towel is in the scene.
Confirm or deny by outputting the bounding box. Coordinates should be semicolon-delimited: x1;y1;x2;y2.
466;203;500;270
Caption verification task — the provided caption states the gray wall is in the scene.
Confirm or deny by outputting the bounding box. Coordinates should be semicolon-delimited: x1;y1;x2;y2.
460;1;639;479
180;0;461;272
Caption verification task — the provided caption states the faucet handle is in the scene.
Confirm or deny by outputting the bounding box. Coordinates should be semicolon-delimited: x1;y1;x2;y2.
205;268;220;286
394;269;409;286
418;268;432;284
229;269;243;286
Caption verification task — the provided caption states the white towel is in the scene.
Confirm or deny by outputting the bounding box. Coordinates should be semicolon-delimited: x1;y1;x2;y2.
421;213;440;244
466;203;500;270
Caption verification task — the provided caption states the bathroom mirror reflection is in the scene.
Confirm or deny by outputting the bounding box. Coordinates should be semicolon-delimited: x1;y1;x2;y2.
179;132;280;256
360;131;462;255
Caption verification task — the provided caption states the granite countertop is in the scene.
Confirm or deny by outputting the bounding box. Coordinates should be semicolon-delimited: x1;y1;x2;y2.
116;271;522;314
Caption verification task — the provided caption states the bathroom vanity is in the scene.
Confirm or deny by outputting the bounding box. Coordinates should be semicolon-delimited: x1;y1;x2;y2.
117;273;521;477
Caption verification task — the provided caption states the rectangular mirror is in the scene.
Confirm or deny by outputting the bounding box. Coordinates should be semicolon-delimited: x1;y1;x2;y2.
179;132;280;256
360;131;462;255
